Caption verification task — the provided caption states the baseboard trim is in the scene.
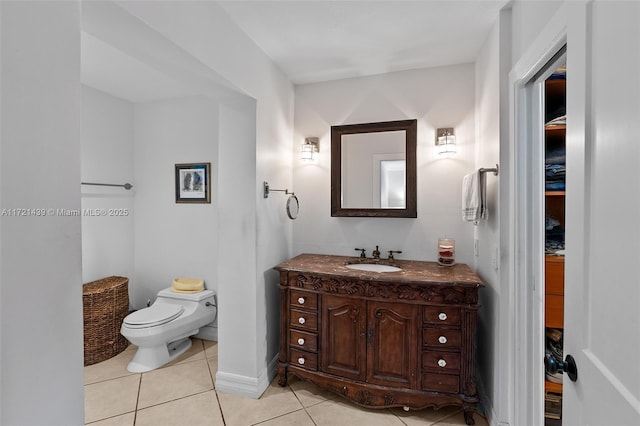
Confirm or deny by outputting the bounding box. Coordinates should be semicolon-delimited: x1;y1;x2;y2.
215;353;278;399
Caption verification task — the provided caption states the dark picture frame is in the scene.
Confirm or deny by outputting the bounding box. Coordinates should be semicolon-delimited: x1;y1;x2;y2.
175;162;211;203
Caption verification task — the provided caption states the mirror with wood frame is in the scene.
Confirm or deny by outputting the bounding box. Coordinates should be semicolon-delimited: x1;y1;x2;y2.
331;119;417;217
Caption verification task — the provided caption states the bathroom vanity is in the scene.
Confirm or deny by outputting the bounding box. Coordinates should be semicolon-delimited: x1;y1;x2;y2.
274;253;484;425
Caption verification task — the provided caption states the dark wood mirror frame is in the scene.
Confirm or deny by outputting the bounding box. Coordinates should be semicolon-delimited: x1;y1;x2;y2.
331;119;417;217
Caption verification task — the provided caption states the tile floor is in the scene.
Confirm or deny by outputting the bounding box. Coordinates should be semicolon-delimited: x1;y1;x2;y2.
84;339;489;426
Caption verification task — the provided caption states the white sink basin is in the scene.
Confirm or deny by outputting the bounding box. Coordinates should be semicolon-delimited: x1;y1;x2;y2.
345;263;402;273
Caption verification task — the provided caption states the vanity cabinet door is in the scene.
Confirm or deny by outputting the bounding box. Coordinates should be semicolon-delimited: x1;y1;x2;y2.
321;295;367;381
367;301;419;388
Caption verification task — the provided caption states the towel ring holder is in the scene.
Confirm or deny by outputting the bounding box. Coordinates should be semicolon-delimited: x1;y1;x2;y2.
263;181;299;220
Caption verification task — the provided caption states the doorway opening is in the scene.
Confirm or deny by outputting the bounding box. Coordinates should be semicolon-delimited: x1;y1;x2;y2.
542;61;566;426
511;43;567;426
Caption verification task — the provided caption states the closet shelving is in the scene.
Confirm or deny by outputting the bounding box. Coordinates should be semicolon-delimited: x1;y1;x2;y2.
544;71;566;419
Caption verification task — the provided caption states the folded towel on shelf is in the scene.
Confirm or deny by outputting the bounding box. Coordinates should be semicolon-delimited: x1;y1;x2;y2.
462;171;487;223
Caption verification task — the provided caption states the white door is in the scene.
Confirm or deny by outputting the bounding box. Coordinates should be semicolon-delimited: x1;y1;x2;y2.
562;2;640;424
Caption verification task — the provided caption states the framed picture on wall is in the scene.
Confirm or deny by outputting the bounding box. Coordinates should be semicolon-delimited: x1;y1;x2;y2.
175;162;211;203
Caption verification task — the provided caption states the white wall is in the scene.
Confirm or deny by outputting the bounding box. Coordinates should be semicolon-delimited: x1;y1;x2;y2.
473;9;511;425
293;65;476;264
113;1;295;396
511;1;563;66
81;86;135;286
216;96;259;383
0;1;84;424
133;96;219;314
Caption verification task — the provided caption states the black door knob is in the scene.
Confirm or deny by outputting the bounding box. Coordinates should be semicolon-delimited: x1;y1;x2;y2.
564;354;578;382
545;352;578;382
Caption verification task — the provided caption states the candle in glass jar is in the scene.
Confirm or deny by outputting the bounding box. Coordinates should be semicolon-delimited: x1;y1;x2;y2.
438;238;456;266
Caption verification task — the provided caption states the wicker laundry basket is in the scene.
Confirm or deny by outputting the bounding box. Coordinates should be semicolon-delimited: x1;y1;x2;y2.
83;276;130;366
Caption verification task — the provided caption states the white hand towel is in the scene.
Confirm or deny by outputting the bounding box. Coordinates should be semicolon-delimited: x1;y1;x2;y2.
462;171;487;222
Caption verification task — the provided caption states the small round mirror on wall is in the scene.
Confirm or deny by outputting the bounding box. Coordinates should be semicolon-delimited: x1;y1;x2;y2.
286;194;299;220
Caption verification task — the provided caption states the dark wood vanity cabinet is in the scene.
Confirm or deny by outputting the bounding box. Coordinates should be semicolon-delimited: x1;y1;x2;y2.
275;254;484;425
322;295;418;388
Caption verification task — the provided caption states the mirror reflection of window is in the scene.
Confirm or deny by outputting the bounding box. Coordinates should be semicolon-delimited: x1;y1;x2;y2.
380;159;406;208
341;130;406;209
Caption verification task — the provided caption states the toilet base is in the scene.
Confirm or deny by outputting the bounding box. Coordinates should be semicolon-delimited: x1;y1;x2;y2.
126;335;194;373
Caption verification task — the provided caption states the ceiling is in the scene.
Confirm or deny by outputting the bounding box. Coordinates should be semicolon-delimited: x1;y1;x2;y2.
81;32;202;103
218;1;509;84
81;1;508;102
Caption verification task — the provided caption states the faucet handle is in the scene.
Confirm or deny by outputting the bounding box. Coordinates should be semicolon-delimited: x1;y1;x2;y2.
387;250;402;260
354;248;366;258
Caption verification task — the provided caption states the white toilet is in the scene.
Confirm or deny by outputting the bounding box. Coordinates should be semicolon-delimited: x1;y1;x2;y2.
120;282;217;373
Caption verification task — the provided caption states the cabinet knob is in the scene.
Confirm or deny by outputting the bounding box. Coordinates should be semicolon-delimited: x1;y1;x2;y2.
297;357;305;365
297;297;305;304
297;338;305;345
438;359;447;368
438;312;448;321
438;336;448;344
298;317;306;325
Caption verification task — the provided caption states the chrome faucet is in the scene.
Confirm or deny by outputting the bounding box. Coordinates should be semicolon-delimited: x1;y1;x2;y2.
372;245;380;260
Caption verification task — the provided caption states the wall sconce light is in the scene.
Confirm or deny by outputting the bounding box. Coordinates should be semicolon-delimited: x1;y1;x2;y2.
301;137;319;161
436;128;456;155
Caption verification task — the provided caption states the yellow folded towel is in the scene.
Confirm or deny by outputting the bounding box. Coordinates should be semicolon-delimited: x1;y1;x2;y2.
172;277;204;293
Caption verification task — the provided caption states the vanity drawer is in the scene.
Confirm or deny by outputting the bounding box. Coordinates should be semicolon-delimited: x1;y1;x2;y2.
290;329;318;352
422;372;459;394
422;351;461;373
290;308;318;331
423;306;460;326
290;290;318;310
423;328;461;349
289;348;318;371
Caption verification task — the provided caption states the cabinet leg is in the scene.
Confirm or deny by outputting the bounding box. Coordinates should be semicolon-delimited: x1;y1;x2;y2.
276;364;288;386
463;410;475;425
277;374;287;387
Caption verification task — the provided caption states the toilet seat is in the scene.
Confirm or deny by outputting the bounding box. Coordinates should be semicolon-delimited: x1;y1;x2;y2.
124;304;185;329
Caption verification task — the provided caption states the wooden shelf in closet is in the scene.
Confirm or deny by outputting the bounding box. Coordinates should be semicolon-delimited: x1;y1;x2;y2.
545;124;566;131
545;255;564;328
545;380;563;394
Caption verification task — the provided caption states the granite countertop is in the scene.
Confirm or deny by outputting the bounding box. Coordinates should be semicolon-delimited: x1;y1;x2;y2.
275;253;484;288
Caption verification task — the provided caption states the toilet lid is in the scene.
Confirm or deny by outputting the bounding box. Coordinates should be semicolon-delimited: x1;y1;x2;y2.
123;304;185;328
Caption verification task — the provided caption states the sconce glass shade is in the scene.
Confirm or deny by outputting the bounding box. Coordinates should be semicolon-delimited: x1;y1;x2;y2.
436;128;456;155
301;137;319;161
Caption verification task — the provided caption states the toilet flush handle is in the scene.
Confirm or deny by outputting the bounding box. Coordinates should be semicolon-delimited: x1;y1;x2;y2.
206;301;215;307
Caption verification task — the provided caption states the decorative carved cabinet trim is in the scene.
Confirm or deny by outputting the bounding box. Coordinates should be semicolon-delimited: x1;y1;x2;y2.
275;254;484;425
